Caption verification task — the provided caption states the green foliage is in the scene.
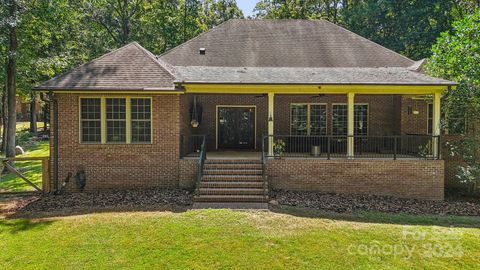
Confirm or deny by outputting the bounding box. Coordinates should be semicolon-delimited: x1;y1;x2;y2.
0;0;244;99
426;9;480;194
273;139;286;156
253;0;477;59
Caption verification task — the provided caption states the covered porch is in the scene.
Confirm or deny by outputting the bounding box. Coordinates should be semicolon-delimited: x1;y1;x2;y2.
179;88;443;161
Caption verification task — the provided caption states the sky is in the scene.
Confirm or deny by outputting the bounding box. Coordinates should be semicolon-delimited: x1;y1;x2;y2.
237;0;257;17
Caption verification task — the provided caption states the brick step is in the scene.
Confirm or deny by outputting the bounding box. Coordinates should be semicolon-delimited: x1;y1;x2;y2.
205;159;261;164
202;175;263;182
204;163;263;170
199;181;265;188
194;194;268;203
193;202;269;209
198;188;266;195
203;169;262;175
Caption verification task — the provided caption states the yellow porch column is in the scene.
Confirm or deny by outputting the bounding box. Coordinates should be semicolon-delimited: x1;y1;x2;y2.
347;92;355;158
432;91;441;158
268;93;274;156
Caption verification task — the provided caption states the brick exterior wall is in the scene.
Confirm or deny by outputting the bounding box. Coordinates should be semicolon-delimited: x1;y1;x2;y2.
50;92;443;200
179;159;197;190
274;94;402;136
181;94;426;150
267;159;444;200
400;95;430;135
181;94;268;150
51;93;182;192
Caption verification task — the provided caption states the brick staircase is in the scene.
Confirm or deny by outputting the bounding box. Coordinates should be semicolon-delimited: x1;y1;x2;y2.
193;159;269;208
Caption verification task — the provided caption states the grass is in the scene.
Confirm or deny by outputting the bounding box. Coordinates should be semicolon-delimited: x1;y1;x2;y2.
0;209;479;269
0;122;49;192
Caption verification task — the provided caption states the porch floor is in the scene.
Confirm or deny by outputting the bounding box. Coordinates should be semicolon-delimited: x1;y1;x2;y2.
207;151;262;160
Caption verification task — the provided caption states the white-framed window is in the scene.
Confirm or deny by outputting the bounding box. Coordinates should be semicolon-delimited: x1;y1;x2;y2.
332;104;369;136
79;97;152;144
290;103;327;135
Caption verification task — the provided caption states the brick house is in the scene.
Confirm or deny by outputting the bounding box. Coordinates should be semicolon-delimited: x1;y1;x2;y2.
35;19;456;202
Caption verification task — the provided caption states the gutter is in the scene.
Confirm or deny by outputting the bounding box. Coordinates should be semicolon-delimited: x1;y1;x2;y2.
175;81;458;86
49;90;59;194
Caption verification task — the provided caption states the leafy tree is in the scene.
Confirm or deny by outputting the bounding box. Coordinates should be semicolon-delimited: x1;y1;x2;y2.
3;0;19;161
253;0;464;59
426;9;480;194
201;0;244;29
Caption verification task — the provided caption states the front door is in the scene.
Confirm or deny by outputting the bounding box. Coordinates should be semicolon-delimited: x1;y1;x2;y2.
217;106;255;149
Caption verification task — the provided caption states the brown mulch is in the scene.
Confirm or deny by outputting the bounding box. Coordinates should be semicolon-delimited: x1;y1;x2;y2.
2;189;193;217
270;190;480;216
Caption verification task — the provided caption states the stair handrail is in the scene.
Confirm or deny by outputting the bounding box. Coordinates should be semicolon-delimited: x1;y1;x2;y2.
195;135;207;196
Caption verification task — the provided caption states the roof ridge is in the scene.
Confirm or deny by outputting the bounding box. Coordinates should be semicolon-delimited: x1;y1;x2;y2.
36;42;138;89
320;19;415;65
158;19;234;60
131;42;176;79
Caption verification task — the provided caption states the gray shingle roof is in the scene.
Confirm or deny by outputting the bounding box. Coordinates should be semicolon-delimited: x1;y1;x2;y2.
174;66;456;85
160;19;415;68
35;42;175;91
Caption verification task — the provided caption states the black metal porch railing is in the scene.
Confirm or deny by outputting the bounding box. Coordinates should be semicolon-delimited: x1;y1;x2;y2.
262;135;440;160
180;134;206;158
195;136;207;196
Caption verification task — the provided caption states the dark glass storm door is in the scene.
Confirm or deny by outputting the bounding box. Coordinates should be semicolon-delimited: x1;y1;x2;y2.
217;106;255;149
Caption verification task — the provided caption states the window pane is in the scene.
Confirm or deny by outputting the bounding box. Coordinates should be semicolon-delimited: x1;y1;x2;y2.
132;121;151;143
81;120;101;142
106;98;126;119
332;105;347;135
81;98;101;120
354;104;368;135
131;98;151;120
131;98;152;143
427;103;433;135
106;98;126;143
107;121;126;143
291;104;308;135
80;98;101;143
310;104;327;135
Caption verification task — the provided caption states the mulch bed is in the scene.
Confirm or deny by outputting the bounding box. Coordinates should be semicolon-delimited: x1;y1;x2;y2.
3;189;193;217
270;190;480;216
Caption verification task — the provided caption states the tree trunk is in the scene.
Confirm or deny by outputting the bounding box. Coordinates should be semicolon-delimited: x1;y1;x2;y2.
30;93;37;135
1;92;7;153
5;0;18;160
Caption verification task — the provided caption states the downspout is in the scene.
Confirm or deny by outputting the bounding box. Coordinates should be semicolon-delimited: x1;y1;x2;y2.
49;90;59;194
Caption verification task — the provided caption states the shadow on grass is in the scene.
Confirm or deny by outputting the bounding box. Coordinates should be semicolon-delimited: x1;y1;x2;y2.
8;203;191;220
270;204;480;228
0;218;54;234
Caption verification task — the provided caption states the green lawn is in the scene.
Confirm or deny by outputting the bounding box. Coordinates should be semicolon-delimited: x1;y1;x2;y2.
0;209;479;269
0;122;49;192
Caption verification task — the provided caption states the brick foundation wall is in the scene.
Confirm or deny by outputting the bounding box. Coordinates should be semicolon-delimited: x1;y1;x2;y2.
51;93;182;192
267;159;444;200
179;159;197;190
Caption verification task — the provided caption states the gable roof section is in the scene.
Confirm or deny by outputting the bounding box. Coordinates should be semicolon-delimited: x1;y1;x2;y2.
174;66;456;85
160;19;415;68
35;42;175;91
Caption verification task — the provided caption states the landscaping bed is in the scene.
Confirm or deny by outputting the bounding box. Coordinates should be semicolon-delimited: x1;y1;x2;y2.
270;190;480;216
5;189;193;217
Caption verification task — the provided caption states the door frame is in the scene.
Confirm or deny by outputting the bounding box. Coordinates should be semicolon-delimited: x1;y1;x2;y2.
216;105;257;150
